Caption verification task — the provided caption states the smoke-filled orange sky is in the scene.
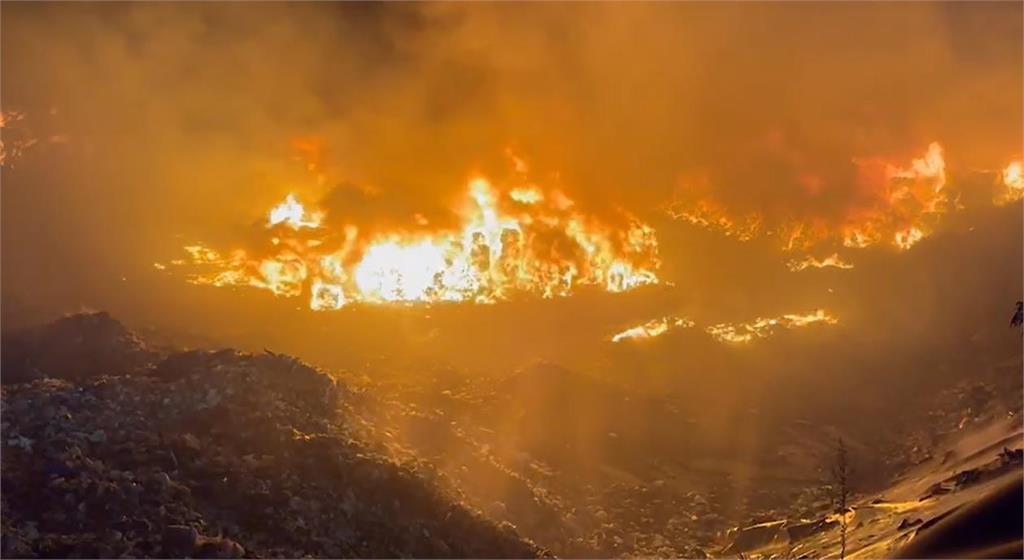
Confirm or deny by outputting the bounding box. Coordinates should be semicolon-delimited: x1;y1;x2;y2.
1;3;1021;371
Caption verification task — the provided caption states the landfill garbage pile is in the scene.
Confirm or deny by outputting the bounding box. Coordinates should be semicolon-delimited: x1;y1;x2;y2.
1;312;544;558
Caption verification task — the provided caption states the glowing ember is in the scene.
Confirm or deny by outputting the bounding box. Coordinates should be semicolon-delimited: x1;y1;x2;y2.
0;110;37;167
167;167;661;308
611;316;694;343
664;198;763;242
887;141;946;191
705;309;838;343
786;253;854;272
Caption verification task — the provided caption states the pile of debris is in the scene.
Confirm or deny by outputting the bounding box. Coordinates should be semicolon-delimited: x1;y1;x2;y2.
1;311;157;384
1;312;544;558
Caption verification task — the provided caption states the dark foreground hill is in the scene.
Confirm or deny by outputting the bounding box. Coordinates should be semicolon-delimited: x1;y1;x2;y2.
1;312;544;558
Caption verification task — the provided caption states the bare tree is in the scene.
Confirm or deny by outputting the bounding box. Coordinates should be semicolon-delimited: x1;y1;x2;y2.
829;437;852;559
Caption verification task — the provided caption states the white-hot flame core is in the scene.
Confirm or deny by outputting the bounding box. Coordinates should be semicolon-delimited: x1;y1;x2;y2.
268;194;324;230
997;161;1024;205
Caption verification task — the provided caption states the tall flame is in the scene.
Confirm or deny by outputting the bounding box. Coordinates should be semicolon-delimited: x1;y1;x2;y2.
167;166;661;309
997;161;1023;205
268;194;324;230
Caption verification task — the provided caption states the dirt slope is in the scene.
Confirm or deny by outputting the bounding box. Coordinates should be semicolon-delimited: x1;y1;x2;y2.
719;403;1023;558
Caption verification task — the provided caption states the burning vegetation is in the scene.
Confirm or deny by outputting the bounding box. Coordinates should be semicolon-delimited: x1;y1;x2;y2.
611;310;839;344
997;161;1024;205
0;110;67;168
704;309;838;344
666;142;1023;259
162;156;660;309
610;316;694;343
785;253;855;272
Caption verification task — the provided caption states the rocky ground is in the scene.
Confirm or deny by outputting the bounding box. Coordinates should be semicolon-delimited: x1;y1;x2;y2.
1;312;544;558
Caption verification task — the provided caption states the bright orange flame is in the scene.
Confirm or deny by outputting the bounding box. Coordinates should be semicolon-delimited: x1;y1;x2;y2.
310;280;346;311
168;164;661;308
268;194;324;230
842;142;947;251
1004;162;1023;190
506;147;530;175
887;141;946;193
509;187;544;205
666;142;954;253
785;253;854;272
705;309;838;343
611;316;693;343
0;110;38;167
997;161;1023;205
664;198;763;242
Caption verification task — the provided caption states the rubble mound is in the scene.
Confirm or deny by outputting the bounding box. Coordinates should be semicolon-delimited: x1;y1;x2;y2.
1;314;543;558
1;311;157;384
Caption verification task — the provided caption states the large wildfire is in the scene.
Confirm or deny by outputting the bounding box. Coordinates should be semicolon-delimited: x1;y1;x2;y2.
163;156;661;309
159;139;1022;310
666;142;1023;259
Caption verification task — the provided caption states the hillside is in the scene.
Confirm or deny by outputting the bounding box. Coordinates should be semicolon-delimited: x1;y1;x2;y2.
2;312;1020;559
0;313;544;558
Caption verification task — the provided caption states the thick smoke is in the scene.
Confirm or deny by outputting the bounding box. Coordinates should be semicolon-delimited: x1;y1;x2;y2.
1;3;1021;326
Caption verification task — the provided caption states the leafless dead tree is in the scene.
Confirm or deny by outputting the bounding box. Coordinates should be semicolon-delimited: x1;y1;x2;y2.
830;437;851;559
